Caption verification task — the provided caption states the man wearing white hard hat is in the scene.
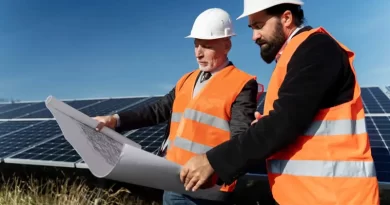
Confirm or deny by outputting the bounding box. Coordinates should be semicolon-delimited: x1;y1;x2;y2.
180;1;380;205
93;8;259;205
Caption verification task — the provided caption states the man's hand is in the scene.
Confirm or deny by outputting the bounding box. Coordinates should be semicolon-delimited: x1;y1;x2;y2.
93;115;117;131
250;111;262;125
179;154;215;192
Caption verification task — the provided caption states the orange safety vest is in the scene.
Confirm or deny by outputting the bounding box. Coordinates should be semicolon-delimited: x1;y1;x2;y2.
165;65;256;197
263;27;379;205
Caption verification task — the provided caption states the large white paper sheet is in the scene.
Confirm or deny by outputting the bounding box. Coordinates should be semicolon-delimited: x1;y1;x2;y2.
45;96;222;200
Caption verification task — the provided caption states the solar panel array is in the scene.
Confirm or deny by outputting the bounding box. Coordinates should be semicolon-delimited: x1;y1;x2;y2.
0;96;164;168
0;86;389;185
360;87;390;183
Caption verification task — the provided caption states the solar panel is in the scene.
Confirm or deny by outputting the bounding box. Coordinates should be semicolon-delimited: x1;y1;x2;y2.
0;120;61;159
67;99;104;108
5;126;138;167
361;87;390;113
4;97;164;167
119;96;163;112
5;136;81;167
77;97;146;116
0;120;42;136
20;99;103;118
0;102;32;114
0;102;46;119
126;123;167;153
365;116;390;183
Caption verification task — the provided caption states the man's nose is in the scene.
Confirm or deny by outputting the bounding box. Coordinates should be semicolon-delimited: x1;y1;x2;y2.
252;30;261;41
195;47;203;58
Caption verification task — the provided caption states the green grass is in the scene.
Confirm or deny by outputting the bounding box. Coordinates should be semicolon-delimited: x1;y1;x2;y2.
0;174;388;205
0;176;161;205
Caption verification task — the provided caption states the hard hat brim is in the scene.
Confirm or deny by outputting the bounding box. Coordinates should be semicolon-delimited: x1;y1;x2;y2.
185;34;236;40
236;0;304;20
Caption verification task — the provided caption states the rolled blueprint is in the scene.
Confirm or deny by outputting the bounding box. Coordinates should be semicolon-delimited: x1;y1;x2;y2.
45;96;223;200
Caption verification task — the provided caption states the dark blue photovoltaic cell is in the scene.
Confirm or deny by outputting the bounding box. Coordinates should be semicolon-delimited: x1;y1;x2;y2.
257;92;266;115
0;102;46;119
119;97;163;112
8;127;132;162
369;88;390;113
9;136;82;162
21;99;102;118
0;102;32;114
0;121;41;136
6;97;163;163
79;97;145;116
366;116;390;182
67;99;102;108
0;120;61;158
361;87;390;113
126;123;167;153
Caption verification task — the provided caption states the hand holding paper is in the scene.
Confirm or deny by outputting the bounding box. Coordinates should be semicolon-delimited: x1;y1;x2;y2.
45;95;223;201
93;115;118;131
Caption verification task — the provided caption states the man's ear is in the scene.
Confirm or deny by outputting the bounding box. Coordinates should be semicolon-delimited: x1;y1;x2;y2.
281;10;293;28
224;38;232;55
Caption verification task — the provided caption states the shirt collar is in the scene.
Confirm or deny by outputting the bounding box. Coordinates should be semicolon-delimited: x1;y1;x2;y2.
287;25;304;43
275;25;304;62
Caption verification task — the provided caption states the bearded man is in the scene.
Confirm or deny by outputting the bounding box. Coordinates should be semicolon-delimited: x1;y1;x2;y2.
179;1;380;205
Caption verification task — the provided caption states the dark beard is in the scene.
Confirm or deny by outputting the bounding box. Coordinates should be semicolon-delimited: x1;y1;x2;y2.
256;21;286;64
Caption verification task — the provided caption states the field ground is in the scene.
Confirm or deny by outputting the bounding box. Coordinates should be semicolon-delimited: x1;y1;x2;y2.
0;164;388;205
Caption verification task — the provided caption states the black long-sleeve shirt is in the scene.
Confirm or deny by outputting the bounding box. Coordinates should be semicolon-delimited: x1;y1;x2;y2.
206;26;356;184
115;71;259;144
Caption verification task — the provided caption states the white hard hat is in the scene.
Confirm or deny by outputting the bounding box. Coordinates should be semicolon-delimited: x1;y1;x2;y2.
186;8;236;40
237;0;304;20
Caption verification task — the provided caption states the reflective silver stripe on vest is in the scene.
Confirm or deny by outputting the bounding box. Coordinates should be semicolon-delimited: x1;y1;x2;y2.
268;159;376;177
171;110;230;132
182;109;230;132
173;136;212;154
167;109;230;153
165;137;212;154
171;112;182;122
304;118;366;136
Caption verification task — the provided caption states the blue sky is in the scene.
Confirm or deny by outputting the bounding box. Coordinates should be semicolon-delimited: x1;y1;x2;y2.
1;0;389;101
